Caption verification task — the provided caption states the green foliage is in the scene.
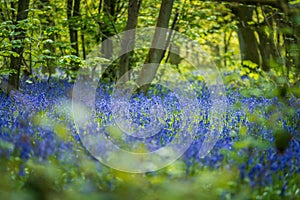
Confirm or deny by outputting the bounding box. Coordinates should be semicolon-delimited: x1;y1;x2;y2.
0;0;300;199
0;68;17;76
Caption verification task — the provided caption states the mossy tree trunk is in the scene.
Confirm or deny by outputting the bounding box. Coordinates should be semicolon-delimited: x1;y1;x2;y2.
137;0;175;94
118;0;142;82
7;0;30;94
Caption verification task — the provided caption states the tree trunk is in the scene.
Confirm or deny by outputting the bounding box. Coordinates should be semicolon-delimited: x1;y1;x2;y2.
281;1;299;78
67;0;80;57
137;0;174;94
39;0;56;80
118;0;142;81
100;0;120;81
7;0;30;94
67;0;74;51
165;11;180;66
254;6;276;72
223;30;232;67
81;24;86;60
73;0;80;56
231;5;261;70
257;29;273;71
101;0;115;59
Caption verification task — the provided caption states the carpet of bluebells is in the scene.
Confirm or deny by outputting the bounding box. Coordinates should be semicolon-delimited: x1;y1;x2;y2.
0;78;299;200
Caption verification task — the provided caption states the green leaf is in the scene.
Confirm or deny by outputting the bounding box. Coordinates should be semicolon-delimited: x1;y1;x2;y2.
242;60;258;69
290;0;300;5
25;79;33;84
0;68;17;75
43;39;54;44
0;50;19;57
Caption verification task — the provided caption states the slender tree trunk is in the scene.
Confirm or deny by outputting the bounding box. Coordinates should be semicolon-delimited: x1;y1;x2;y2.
81;25;86;60
95;0;103;43
73;0;80;56
165;11;180;66
39;0;56;80
223;30;232;67
67;0;74;50
100;0;118;81
137;0;174;94
67;0;80;57
118;0;142;81
281;1;299;78
101;0;115;59
7;0;30;94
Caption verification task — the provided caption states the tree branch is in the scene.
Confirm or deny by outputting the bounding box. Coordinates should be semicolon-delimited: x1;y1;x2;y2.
212;0;282;9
